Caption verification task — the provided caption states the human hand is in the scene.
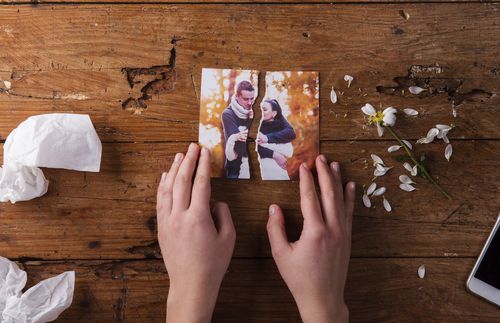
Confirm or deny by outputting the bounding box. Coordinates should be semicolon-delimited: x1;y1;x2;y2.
257;132;269;144
236;129;249;142
156;143;236;323
266;155;355;323
248;109;254;119
272;151;287;170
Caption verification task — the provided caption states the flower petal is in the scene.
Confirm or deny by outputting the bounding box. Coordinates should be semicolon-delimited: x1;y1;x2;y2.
399;175;415;184
403;162;413;173
374;166;391;177
411;165;418;176
402;140;413;150
361;103;376;116
403;108;419;116
426;128;439;140
383;107;397;115
442;134;450;144
436;124;452;131
387;145;401;152
344;74;354;88
418;264;426;279
330;87;337;104
383;196;392;212
362;194;371;208
445;144;453;161
408;86;425;94
373;187;386;196
452;108;457;118
382;113;397;127
376;123;385;137
367;182;377;196
399;183;416;192
416;137;430;144
371;154;384;166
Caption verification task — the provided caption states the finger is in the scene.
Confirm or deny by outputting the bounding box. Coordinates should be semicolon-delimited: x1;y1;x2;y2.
299;163;324;227
315;156;339;225
213;202;236;241
330;161;345;204
173;143;200;211
266;204;291;258
157;153;184;219
343;181;356;235
191;147;212;210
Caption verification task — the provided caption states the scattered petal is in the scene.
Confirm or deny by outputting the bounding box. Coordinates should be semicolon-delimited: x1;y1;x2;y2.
400;183;416;192
411;165;418;176
426;128;439;140
374;166;392;177
436;124;452;131
416;137;430;144
399;175;415;184
402;140;413;150
371;154;384;166
403;162;413;173
408;86;426;94
442;134;450;144
388;145;401;153
3;80;12;90
362;194;371;208
330;87;338;104
367;182;377;196
445;144;453;161
383;196;392;212
382;109;397;127
361;103;376;116
376;123;385;137
373;187;386;196
452;107;457;118
344;74;354;88
418;264;426;279
399;9;410;20
403;108;418;116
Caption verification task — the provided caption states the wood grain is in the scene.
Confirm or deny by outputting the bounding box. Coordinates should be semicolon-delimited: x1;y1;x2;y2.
1;141;498;259
0;4;499;141
17;258;499;322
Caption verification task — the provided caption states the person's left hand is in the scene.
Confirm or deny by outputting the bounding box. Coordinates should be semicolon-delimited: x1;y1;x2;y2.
156;143;236;323
257;132;269;144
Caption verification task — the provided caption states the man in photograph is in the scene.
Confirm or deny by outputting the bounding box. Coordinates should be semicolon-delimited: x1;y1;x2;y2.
221;80;255;179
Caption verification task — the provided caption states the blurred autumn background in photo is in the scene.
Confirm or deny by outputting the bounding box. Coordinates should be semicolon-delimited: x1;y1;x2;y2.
262;71;319;180
198;68;259;177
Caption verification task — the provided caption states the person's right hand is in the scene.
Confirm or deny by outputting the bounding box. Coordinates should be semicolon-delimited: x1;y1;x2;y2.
236;129;248;142
272;151;287;170
266;155;355;323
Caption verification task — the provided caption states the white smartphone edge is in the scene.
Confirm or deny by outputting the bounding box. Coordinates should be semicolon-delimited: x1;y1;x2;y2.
466;215;500;306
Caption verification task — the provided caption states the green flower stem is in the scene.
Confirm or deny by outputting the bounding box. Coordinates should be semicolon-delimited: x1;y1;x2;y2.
385;125;452;200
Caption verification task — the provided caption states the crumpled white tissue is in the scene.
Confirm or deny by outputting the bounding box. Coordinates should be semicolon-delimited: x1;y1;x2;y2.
0;256;75;323
0;113;102;203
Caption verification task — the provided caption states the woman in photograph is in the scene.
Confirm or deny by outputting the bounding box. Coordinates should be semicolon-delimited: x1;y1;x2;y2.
256;99;296;180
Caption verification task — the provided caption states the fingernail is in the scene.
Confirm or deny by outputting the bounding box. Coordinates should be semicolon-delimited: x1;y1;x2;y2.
188;143;197;152
269;205;275;215
174;153;183;162
319;155;327;163
161;172;167;181
301;162;308;169
201;147;210;156
330;161;339;171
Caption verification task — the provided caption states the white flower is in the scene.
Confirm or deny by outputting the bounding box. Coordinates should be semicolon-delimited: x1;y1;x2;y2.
372;187;386;196
436;124;452;143
399;175;415;185
418;264;426;279
344;75;354;88
408;86;426;94
402;140;412;150
371;154;384;166
417;128;439;144
330;87;337;104
445;144;453;161
383;196;392;212
403;108;418;116
388;145;401;153
403;162;417;176
361;104;397;137
400;183;416;192
374;164;392;177
367;182;377;196
362;193;371;208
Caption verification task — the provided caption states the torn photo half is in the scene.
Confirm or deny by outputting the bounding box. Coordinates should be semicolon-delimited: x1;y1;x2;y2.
198;68;259;179
256;71;319;180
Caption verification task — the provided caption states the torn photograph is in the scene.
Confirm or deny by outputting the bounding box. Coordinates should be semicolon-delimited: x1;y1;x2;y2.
198;68;259;179
256;71;319;180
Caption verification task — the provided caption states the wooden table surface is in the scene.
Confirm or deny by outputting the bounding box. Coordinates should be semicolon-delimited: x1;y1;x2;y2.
1;0;499;322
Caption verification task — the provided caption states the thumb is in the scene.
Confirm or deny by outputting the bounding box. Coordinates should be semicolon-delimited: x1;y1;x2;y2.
266;204;291;258
213;201;236;240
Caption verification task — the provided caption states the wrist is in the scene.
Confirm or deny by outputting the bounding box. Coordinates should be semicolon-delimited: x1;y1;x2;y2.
295;296;348;323
166;283;220;323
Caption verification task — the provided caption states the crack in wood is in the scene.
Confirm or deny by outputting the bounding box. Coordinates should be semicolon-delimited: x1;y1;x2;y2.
121;41;177;114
